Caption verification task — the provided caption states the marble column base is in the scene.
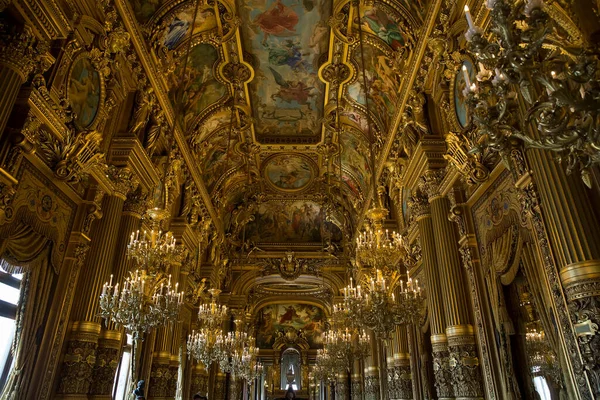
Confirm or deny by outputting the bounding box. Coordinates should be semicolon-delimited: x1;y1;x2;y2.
432;339;454;400
364;374;380;400
56;322;101;396
447;336;484;400
190;364;209;397
148;352;173;399
351;375;363;400
89;330;122;398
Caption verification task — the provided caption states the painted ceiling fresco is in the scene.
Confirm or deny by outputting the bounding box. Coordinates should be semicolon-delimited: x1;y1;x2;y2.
130;0;426;247
255;304;325;348
238;0;331;140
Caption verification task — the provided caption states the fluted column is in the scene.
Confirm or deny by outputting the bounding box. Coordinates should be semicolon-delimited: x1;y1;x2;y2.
190;364;209;398
0;27;48;138
335;372;349;400
351;358;363;400
213;372;227;400
408;191;452;399
57;193;127;399
420;170;484;400
395;327;412;400
91;190;146;398
519;144;600;397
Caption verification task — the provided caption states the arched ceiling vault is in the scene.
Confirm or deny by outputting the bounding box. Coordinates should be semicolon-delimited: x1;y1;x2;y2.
128;0;430;253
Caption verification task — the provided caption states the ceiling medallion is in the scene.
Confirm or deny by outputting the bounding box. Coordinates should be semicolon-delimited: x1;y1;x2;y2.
262;153;316;193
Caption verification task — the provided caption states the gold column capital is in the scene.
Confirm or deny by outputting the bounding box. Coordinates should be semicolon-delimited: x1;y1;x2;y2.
560;259;600;300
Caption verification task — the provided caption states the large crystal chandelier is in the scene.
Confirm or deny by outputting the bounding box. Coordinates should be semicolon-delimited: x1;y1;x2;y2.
127;208;182;271
187;289;229;368
313;348;337;382
462;0;600;187
337;271;424;339
322;327;370;371
99;270;183;340
356;206;405;271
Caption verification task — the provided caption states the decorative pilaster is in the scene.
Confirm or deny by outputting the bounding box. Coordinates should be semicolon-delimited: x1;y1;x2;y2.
0;27;50;136
409;191;451;399
431;337;453;400
336;372;349;400
420;170;483;399
89;330;122;398
214;372;227;400
148;352;172;399
364;367;380;400
190;364;209;397
351;373;363;400
395;327;412;400
57;322;101;398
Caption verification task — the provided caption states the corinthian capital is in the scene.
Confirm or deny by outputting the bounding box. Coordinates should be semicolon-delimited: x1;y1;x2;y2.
107;165;138;199
0;27;51;81
418;169;445;201
408;191;430;221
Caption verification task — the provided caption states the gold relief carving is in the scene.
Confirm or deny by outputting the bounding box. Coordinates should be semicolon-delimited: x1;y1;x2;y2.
448;343;484;398
107;165;139;199
57;337;99;395
0;27;52;81
418;169;445;201
443;131;490;185
82;188;105;236
36;128;105;183
123;186;149;217
0;170;17;226
322;62;351;88
408;191;429;221
432;347;454;399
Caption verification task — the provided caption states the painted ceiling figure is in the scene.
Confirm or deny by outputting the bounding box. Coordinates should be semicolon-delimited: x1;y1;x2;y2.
269;67;314;108
254;0;299;45
362;8;405;50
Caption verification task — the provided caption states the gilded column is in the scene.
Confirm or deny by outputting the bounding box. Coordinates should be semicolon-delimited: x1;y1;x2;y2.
214;372;227;400
56;168;136;398
0;27;48;138
395;327;412;400
519;144;600;397
351;358;363;400
335;372;349;400
90;190;146;398
408;191;452;399
190;364;209;397
57;189;129;397
420;170;483;400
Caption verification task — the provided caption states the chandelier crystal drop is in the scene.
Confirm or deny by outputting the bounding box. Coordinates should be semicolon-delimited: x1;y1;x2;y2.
99;270;184;340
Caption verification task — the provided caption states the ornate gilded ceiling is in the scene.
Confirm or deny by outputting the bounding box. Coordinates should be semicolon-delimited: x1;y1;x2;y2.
127;0;428;246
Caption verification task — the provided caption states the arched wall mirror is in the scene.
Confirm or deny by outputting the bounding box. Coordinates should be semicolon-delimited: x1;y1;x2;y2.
280;348;301;390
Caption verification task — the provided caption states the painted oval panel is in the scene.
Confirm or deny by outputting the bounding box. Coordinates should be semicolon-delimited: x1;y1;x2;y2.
454;59;476;128
69;58;101;129
264;154;314;191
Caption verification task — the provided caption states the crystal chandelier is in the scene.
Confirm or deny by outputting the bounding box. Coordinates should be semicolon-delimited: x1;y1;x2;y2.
99;270;184;340
314;348;337;382
221;331;258;377
322;327;370;372
356;200;405;272
187;288;229;369
462;0;600;187
187;327;226;368
127;208;181;271
338;271;424;339
198;289;228;328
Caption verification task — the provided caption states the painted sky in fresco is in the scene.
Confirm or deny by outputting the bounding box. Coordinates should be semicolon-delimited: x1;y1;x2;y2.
239;0;331;138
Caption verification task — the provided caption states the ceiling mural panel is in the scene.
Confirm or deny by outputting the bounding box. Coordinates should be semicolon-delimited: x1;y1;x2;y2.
131;0;168;24
162;4;218;49
243;200;342;243
339;128;371;192
262;153;316;192
346;41;401;133
238;0;331;140
196;129;243;193
170;43;228;129
255;304;325;348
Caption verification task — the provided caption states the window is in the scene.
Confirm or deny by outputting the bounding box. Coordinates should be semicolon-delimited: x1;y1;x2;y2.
113;334;132;400
533;376;551;400
0;266;22;391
